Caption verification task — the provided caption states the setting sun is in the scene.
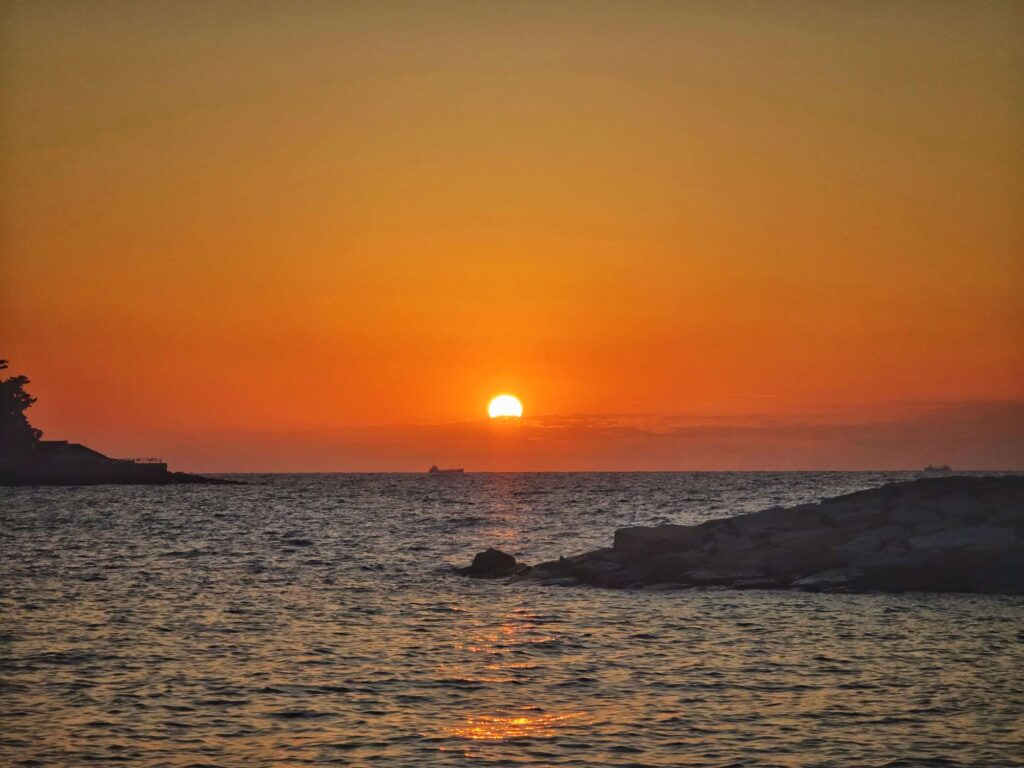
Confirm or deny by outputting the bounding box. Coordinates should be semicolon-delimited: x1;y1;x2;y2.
488;395;524;419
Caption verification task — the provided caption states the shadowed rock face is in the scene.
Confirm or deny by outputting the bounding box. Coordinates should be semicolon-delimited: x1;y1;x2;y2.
483;477;1024;594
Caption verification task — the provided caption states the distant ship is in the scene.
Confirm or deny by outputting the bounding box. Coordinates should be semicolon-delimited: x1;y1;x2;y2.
924;465;952;472
428;465;464;474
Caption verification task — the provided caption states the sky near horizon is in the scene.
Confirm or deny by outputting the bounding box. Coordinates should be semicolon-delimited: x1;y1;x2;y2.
2;1;1022;471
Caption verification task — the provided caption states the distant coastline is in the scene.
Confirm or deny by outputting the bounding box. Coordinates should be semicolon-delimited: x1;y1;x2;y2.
1;473;234;486
0;360;236;486
1;440;236;486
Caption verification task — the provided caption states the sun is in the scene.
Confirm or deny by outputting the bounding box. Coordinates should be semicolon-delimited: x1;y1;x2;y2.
488;394;523;419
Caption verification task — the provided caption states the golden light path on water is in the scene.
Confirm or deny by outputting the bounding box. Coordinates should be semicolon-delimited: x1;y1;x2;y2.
436;607;589;754
446;709;588;741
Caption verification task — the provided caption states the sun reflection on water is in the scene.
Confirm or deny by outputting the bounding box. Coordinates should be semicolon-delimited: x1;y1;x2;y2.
436;606;588;754
460;619;557;654
446;708;587;741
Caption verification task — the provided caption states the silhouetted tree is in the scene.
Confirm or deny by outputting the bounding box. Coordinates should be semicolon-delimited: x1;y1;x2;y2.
0;360;43;469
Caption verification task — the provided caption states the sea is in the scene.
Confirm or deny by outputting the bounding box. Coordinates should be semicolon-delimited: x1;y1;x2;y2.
2;472;1022;767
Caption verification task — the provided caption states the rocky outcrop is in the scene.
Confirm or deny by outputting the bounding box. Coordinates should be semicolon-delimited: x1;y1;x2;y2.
459;548;525;577
489;476;1024;594
1;440;239;486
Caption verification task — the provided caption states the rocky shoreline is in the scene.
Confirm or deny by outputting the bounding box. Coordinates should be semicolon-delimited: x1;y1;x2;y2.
462;476;1024;595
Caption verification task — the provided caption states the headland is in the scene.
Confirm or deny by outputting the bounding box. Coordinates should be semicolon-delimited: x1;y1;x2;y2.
1;440;234;486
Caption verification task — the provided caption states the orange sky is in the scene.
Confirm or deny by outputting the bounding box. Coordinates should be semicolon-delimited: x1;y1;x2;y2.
2;1;1022;470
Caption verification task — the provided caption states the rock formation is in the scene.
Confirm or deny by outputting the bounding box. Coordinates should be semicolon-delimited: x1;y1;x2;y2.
464;476;1024;594
459;547;524;577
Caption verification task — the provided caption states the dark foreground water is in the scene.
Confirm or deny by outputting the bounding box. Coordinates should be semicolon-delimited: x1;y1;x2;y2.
2;472;1022;767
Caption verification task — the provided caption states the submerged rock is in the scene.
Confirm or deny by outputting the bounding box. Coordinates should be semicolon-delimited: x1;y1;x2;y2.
465;476;1024;595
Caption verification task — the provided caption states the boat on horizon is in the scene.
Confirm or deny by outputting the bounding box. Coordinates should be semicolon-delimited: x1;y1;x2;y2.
428;465;464;474
923;464;952;472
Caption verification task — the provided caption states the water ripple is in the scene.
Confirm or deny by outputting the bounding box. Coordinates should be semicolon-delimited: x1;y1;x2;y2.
2;472;1022;766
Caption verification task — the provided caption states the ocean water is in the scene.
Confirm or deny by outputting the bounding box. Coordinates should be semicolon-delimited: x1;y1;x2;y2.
1;472;1022;767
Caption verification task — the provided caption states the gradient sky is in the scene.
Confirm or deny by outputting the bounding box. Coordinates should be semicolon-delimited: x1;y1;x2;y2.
2;1;1022;470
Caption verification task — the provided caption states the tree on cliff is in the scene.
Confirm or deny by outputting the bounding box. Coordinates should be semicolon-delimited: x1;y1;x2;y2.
0;360;43;469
